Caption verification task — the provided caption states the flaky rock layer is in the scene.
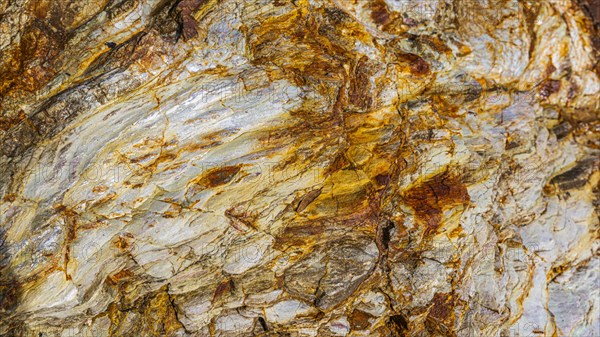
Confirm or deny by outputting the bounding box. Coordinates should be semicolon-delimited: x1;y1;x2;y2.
0;0;598;336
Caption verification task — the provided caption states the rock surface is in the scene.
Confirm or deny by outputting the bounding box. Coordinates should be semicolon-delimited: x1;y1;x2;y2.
0;0;598;336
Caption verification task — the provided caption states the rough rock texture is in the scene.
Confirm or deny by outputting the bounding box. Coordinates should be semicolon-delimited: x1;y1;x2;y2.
0;0;599;336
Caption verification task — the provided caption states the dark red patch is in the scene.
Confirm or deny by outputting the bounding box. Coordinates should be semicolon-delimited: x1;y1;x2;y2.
371;0;391;26
410;58;430;76
396;53;431;76
196;165;242;188
348;56;373;111
539;79;561;98
176;0;206;40
402;171;469;234
428;292;454;321
424;292;457;335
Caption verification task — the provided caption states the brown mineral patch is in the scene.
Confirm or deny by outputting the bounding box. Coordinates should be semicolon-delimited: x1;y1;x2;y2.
425;292;457;335
104;285;184;336
212;278;234;302
307;179;373;220
0;19;65;103
410;59;431;77
225;205;259;231
324;153;351;176
0;112;26;132
84;28;173;79
575;0;600;75
295;188;322;212
548;157;599;191
371;0;391;26
113;234;135;251
108;269;134;285
245;3;352;87
539;79;561;98
129;153;156;164
428;292;455;322
431;95;460;117
0;282;20;315
194;165;243;188
3;194;17;202
375;173;392;186
180;129;239;152
418;35;453;56
350;309;374;330
92;185;108;193
348;56;374;111
162;201;183;218
273;223;324;250
387;314;409;336
53;203;78;217
395;52;431;76
176;0;206;40
402;170;470;234
457;44;472;56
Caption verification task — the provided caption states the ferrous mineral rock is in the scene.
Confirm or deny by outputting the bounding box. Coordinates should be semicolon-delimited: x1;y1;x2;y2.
0;0;598;336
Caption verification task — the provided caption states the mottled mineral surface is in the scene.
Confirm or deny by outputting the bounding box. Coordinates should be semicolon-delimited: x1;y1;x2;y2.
0;0;598;336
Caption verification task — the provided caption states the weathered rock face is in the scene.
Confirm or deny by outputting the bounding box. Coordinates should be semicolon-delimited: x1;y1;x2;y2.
0;0;598;336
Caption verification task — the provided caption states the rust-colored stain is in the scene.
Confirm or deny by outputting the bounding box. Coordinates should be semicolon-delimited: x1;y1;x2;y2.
371;0;391;26
113;233;135;251
539;79;561;98
424;292;457;336
0;112;27;132
350;309;374;330
348;56;374;111
194;165;243;189
0;0;596;335
273;223;325;251
396;52;431;76
92;185;108;193
324;153;351;176
108;269;135;285
212;278;234;302
428;292;455;323
418;35;453;56
295;188;322;212
176;0;207;40
162;199;184;218
0;20;65;103
246;4;351;86
225;205;259;232
103;285;183;336
402;170;470;234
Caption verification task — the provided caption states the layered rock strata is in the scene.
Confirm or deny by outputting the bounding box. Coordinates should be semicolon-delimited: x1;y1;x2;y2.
0;0;598;336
